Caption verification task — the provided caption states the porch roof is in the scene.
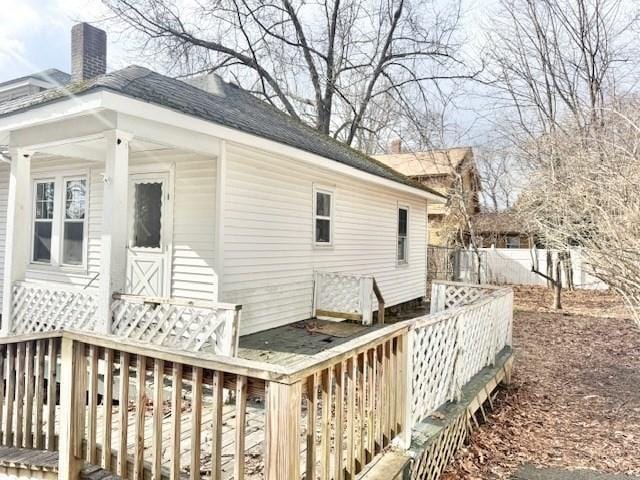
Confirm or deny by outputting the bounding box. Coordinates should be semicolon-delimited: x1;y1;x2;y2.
0;65;445;201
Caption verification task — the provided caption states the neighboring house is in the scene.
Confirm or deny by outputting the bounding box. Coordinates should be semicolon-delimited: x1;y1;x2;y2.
375;143;481;246
471;211;534;248
0;23;445;338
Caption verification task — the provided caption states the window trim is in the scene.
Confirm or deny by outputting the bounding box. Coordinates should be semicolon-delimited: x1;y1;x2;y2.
60;175;89;267
397;204;410;265
30;171;90;272
31;178;56;265
312;184;334;247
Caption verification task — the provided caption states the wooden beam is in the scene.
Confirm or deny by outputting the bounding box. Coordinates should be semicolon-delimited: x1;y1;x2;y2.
1;149;31;333
264;380;302;480
98;130;131;334
58;338;82;480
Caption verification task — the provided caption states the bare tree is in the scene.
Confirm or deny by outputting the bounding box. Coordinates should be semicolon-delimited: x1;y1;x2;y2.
475;143;520;212
519;99;640;321
101;0;477;149
484;0;637;308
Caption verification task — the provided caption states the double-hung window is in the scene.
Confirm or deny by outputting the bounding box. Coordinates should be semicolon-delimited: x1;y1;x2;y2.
32;174;88;268
33;181;55;263
397;206;409;264
313;185;333;245
62;178;87;265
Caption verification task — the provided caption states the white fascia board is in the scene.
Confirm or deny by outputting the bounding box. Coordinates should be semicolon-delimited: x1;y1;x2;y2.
0;89;445;202
0;91;105;137
0;78;54;94
101;91;446;202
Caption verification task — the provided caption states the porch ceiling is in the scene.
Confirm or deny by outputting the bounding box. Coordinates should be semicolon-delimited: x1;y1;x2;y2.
34;136;173;162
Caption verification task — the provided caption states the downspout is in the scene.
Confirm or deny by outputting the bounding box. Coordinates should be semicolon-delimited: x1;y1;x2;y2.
0;152;10;164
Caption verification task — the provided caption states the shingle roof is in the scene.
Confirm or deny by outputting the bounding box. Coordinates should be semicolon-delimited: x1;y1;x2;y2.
0;69;71;90
472;212;532;234
0;65;444;199
374;147;473;177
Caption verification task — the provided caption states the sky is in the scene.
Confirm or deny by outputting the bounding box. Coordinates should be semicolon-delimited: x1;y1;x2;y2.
0;0;129;82
0;0;491;144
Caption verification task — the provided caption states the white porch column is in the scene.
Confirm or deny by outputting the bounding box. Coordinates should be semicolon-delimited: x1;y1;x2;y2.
98;130;131;334
1;149;31;335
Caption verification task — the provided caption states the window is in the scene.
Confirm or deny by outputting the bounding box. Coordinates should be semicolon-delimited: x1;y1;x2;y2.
397;206;409;263
31;174;88;268
33;181;55;263
506;235;521;249
132;182;163;249
62;179;87;265
314;186;333;245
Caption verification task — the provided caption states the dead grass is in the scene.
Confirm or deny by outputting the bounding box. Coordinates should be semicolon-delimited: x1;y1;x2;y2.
441;286;640;479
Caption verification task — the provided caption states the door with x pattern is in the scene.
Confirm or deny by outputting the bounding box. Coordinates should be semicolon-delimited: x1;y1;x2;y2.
126;172;173;297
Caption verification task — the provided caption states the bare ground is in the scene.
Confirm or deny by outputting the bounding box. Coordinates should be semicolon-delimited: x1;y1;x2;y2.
441;286;640;479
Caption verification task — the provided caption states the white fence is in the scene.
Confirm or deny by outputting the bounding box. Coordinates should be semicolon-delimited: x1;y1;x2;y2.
312;271;385;325
8;282;241;355
458;248;608;289
111;294;241;355
409;281;513;427
10;281;100;334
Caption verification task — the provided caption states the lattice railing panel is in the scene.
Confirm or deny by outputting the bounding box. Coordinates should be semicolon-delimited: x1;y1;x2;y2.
11;282;99;334
111;297;239;355
410;282;513;429
410;311;459;425
430;281;500;313
313;271;374;324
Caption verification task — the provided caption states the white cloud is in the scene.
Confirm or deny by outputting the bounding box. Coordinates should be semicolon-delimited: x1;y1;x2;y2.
0;0;44;71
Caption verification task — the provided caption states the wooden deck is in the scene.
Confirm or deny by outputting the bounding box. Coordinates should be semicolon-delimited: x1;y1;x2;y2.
235;304;428;368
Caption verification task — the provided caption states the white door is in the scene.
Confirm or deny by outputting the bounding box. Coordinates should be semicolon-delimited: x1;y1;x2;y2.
126;172;173;297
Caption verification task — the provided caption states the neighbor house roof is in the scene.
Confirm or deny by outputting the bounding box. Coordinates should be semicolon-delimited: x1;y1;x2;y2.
374;147;473;177
0;69;71;90
472;212;532;234
0;65;444;199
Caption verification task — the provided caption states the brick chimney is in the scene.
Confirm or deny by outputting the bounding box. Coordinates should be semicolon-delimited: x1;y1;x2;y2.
71;23;107;82
390;139;402;154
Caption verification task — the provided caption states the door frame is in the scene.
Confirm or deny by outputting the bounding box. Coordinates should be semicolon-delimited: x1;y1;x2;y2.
127;162;175;297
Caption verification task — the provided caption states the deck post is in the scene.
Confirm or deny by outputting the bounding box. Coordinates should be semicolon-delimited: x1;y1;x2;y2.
98;130;131;334
1;149;31;335
58;336;83;480
264;380;302;480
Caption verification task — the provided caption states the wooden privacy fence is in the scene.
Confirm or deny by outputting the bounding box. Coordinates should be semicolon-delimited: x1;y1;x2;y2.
0;281;511;480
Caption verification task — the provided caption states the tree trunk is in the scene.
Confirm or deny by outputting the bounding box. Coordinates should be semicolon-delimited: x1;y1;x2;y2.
553;257;562;310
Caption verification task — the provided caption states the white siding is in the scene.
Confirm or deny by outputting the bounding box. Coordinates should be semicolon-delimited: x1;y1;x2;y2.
222;142;428;335
20;152;218;301
0;162;9;313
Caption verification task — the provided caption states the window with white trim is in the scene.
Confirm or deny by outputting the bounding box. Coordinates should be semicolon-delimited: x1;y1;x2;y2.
31;174;88;268
313;186;333;245
33;181;55;263
397;206;409;263
62;178;87;265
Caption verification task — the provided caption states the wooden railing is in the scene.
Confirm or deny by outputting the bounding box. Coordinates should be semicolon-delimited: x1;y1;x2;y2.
111;294;241;355
312;271;385;325
10;282;100;334
0;281;512;480
408;283;513;431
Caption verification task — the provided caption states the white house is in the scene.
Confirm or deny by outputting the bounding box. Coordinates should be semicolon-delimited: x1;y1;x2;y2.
0;24;444;345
